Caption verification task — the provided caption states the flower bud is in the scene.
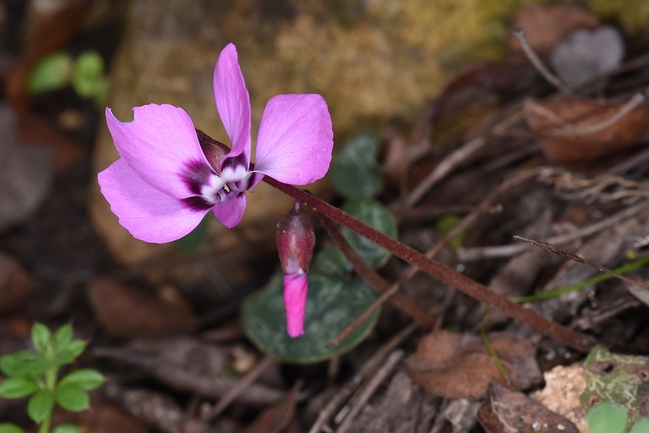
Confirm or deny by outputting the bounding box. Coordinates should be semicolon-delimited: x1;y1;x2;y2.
276;202;315;337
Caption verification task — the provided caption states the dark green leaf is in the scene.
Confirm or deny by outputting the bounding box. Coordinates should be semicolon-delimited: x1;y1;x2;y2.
31;323;52;354
0;351;47;377
340;199;397;269
72;51;105;98
27;389;55;422
585;402;628;433
434;215;465;250
243;271;379;364
59;369;104;390
51;424;82;433
0;377;39;398
27;52;73;94
312;245;352;277
55;384;89;412
331;132;383;199
0;423;25;433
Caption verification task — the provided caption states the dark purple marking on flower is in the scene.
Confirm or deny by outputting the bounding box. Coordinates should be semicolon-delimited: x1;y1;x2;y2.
183;160;214;195
181;195;214;211
221;154;247;173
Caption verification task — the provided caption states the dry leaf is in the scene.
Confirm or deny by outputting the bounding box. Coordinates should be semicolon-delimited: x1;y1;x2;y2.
0;252;33;315
478;383;579;433
550;26;624;89
508;4;600;56
407;330;541;400
88;278;199;338
242;384;299;433
524;96;649;164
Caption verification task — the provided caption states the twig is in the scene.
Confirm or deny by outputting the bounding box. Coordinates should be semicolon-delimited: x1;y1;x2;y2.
458;200;649;261
512;28;572;94
334;350;405;433
204;355;275;421
513;236;649;292
308;323;418;433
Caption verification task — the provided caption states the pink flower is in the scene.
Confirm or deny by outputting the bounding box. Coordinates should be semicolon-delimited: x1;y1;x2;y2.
98;43;333;243
276;202;315;337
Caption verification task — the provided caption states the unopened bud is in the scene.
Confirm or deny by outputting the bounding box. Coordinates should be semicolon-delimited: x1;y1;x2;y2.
276;202;315;338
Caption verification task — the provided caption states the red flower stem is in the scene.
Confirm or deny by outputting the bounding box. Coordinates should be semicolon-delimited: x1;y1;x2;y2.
263;176;597;353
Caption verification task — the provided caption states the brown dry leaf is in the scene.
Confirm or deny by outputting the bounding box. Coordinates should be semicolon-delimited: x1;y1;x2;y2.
0;252;33;315
478;383;579;433
88;278;199;338
54;399;148;433
508;4;600;56
407;330;542;400
242;384;299;433
524;96;649;165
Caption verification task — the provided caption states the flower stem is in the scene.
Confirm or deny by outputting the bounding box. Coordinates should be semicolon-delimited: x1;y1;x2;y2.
263;176;597;353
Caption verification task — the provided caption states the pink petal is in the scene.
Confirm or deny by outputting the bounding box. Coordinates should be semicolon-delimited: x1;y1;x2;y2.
98;159;209;243
254;94;333;185
213;43;252;167
283;271;308;338
211;193;246;228
106;104;210;199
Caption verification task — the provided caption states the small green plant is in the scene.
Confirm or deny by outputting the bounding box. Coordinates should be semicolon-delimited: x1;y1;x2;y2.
0;323;104;433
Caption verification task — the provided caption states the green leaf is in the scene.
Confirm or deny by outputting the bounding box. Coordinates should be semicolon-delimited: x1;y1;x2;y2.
27;52;73;94
54;325;73;352
55;384;89;412
630;419;649;433
312;245;352;277
585;402;628;433
340;198;397;269
32;323;52;354
242;271;379;364
72;51;105;98
54;340;86;365
27;389;55;422
331;132;384;199
0;351;48;377
0;423;25;433
59;369;104;390
51;424;82;433
0;377;40;398
173;215;209;252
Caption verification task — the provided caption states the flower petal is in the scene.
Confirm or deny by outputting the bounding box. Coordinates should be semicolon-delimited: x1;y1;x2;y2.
106;104;211;199
213;43;252;168
98;159;209;243
211;193;246;228
254;94;333;185
283;271;308;338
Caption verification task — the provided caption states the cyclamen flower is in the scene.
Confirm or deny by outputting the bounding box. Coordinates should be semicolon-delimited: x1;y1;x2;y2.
276;202;316;338
98;43;333;243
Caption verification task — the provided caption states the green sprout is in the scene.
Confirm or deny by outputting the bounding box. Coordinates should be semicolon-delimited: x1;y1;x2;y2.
0;323;104;433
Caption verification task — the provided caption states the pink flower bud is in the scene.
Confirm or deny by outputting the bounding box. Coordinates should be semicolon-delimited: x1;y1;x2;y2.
276;202;315;337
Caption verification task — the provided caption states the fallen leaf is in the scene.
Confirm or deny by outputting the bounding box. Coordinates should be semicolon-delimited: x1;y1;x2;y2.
407;330;542;400
242;384;299;433
508;4;600;56
0;105;53;232
550;26;624;89
88;278;199;338
479;383;580;433
0;252;33;315
524;96;649;165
